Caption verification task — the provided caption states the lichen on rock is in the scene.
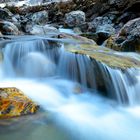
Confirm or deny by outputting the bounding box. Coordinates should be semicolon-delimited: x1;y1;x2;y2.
0;87;39;119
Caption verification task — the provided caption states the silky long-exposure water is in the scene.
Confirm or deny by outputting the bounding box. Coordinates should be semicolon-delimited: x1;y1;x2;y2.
0;37;140;140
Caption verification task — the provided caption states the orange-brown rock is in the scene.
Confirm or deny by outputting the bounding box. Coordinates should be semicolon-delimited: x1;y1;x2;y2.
0;87;39;119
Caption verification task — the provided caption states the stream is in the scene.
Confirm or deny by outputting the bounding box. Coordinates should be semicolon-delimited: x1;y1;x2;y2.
0;36;140;140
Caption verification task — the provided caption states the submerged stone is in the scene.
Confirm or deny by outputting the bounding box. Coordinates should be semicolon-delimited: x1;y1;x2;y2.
0;87;39;119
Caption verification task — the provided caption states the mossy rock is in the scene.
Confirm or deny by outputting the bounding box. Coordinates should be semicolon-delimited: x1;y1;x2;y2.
0;87;39;119
104;37;121;51
64;43;140;69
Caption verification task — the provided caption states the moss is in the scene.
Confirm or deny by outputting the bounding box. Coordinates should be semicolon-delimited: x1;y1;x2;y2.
65;44;140;69
105;37;121;51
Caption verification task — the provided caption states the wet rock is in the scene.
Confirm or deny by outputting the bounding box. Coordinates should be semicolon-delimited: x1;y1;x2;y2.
65;10;86;27
104;36;121;51
80;33;98;43
0;87;39;118
0;21;20;35
64;43;140;69
58;33;96;44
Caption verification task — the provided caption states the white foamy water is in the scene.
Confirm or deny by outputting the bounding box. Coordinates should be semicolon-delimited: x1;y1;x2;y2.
0;36;140;140
0;78;140;140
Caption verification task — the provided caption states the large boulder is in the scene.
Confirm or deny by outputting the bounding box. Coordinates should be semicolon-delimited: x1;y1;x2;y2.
0;87;39;118
65;10;86;27
119;17;140;37
106;18;140;52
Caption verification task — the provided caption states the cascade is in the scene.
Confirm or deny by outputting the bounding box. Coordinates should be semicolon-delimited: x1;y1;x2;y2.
1;37;140;140
1;37;140;105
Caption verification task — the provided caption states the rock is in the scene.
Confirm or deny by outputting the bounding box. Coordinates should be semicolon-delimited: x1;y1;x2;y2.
65;10;86;27
88;16;115;44
119;17;140;37
27;24;59;35
64;43;140;69
108;0;127;7
104;36;121;51
89;16;113;32
96;24;115;44
96;24;115;35
80;33;98;43
105;18;140;52
116;12;138;25
118;18;140;52
0;8;13;20
0;87;39;118
58;33;96;44
29;10;48;25
0;21;20;35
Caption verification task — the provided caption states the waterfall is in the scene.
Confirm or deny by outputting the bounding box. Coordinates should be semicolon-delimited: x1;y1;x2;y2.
1;37;140;105
2;38;59;77
97;63;140;105
1;36;140;140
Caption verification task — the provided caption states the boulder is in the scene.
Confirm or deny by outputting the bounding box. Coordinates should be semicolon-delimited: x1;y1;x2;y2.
27;24;59;35
89;16;113;32
88;16;115;44
0;87;39;118
0;8;13;20
105;18;140;52
0;20;20;35
119;17;140;37
65;10;86;27
29;10;48;25
104;36;121;51
96;24;115;44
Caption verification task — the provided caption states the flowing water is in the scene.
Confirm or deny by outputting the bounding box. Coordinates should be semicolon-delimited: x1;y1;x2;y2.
0;36;140;140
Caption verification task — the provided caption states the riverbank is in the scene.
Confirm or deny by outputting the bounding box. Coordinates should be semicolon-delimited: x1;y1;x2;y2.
0;0;140;52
